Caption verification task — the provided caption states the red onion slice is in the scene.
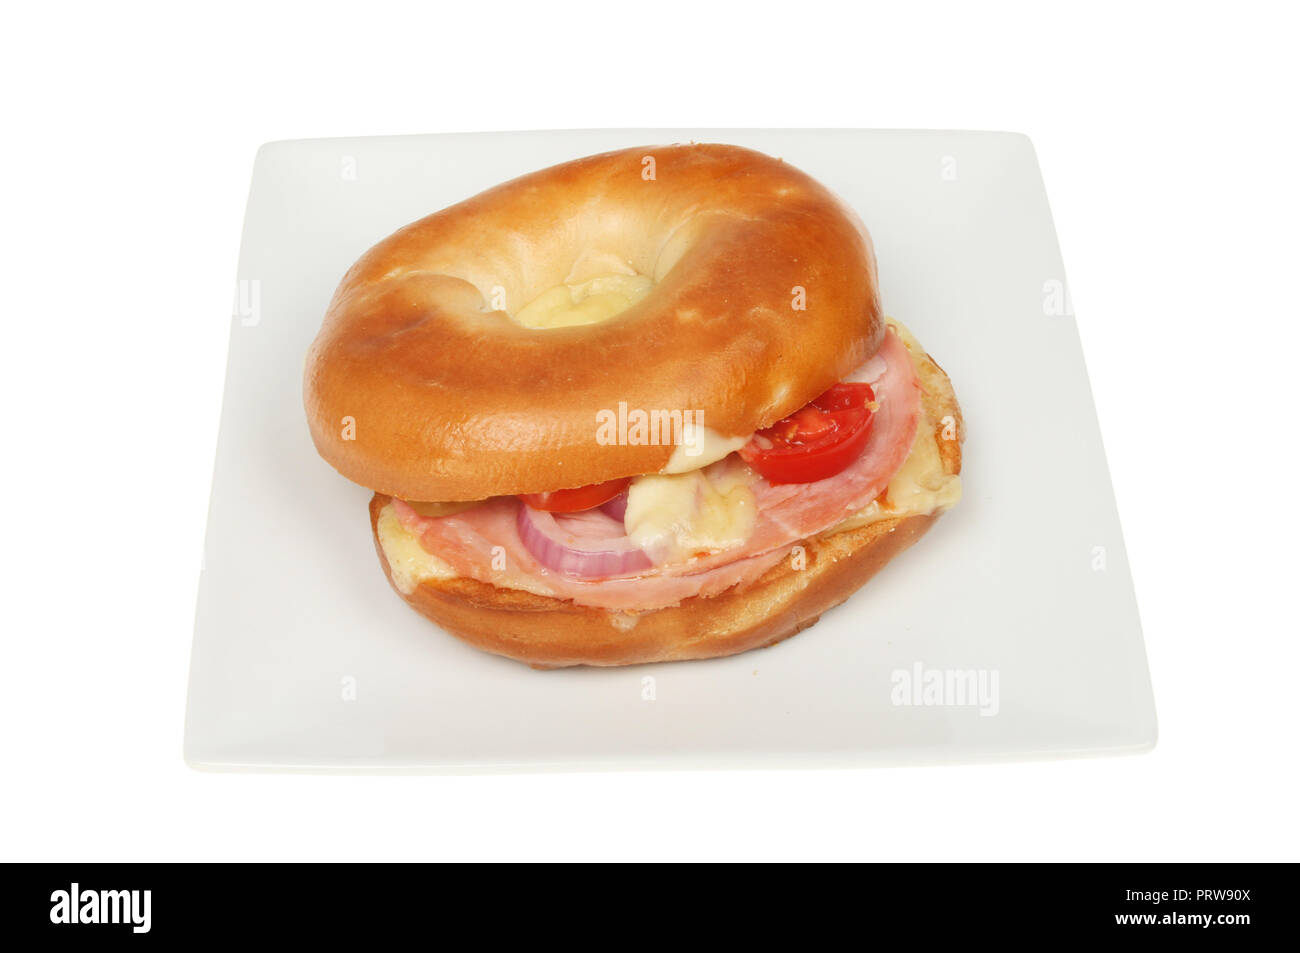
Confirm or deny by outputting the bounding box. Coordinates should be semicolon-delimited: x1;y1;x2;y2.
598;491;629;523
516;502;652;580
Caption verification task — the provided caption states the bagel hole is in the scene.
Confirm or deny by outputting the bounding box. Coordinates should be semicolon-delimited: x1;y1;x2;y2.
511;271;654;330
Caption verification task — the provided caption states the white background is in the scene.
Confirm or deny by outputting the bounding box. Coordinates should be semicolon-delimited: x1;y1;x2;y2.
3;2;1296;861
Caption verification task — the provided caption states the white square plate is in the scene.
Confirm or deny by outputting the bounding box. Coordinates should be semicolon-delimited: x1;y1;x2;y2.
184;129;1156;772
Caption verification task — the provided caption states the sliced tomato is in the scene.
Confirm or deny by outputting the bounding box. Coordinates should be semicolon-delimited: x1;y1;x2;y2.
739;383;877;485
521;477;631;513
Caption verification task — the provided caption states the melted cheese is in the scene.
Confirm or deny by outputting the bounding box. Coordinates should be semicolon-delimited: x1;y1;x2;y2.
376;502;457;594
514;273;653;329
829;414;962;533
625;463;757;562
661;427;749;473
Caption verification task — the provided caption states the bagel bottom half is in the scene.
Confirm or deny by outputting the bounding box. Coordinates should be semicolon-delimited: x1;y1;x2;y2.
368;338;962;669
370;496;944;668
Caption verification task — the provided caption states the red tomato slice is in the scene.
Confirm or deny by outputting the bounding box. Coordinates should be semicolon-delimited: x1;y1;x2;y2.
521;477;631;513
739;383;877;485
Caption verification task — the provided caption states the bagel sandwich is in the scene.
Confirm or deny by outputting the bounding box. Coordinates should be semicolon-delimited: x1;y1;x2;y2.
305;143;963;668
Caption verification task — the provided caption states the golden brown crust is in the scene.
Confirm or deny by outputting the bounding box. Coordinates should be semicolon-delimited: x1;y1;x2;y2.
307;144;884;501
368;344;963;668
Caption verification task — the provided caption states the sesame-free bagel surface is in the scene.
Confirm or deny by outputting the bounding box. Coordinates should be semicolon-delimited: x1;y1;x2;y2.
305;143;884;501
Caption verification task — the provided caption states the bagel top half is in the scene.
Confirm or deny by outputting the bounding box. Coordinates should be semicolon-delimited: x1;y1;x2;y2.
304;143;883;501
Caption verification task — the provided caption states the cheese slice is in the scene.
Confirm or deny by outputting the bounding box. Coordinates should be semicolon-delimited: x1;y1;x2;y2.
661;427;749;473
828;408;961;533
624;462;758;562
376;502;456;594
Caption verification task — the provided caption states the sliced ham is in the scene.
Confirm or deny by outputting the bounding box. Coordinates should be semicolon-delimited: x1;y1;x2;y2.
674;327;920;575
391;496;792;611
391;327;921;611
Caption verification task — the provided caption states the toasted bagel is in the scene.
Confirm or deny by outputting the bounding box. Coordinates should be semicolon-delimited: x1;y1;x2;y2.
368;340;962;668
306;143;883;502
